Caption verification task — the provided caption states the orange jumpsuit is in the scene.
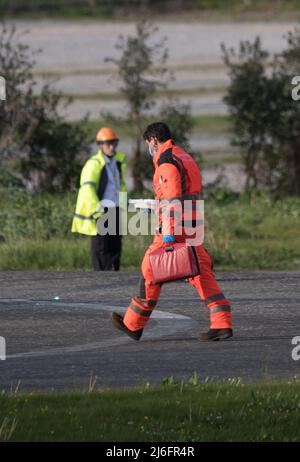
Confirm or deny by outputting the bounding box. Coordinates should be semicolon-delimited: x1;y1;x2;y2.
123;139;232;332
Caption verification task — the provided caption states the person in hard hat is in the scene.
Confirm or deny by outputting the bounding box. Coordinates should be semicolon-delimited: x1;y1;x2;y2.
111;122;233;342
72;127;126;271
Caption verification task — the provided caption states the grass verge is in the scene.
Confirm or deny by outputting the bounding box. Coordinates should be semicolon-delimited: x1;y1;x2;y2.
0;235;152;271
77;114;233;140
61;86;228;102
0;378;300;441
33;62;227;78
0;189;300;271
1;1;300;22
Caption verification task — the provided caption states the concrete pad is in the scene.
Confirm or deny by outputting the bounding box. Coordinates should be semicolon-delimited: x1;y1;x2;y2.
0;271;299;391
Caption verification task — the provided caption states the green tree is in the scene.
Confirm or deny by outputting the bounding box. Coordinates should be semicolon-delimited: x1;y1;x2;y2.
105;21;194;192
222;28;300;196
0;23;90;193
105;21;169;192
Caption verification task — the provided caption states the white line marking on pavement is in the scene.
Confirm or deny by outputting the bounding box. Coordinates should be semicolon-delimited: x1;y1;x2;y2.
0;299;197;359
0;299;190;319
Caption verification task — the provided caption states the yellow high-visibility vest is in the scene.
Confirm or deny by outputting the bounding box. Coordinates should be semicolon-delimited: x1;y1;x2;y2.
71;150;126;236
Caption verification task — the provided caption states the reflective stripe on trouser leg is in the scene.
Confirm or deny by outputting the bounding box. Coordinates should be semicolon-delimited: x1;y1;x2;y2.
123;296;157;331
187;245;233;329
128;237;163;332
207;300;232;329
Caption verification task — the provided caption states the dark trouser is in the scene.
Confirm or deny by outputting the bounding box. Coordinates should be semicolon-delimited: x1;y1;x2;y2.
91;206;122;271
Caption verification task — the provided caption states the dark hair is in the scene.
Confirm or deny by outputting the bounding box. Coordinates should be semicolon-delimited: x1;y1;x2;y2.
143;122;172;143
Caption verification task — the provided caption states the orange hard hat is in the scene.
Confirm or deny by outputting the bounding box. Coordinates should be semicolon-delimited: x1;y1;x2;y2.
96;127;118;142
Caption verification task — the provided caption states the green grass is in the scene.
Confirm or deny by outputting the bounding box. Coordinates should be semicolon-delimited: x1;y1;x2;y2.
0;186;299;271
202;154;241;166
2;0;300;21
61;85;227;102
0;235;152;271
193;115;233;135
1;378;300;441
204;190;300;270
77;118;134;139
0;237;90;271
33;62;227;78
77;115;233;140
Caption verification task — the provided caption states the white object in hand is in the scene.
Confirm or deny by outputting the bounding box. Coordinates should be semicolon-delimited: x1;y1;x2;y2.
128;199;157;212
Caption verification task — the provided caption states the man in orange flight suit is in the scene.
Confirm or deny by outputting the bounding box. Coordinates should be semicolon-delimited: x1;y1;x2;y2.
111;122;233;342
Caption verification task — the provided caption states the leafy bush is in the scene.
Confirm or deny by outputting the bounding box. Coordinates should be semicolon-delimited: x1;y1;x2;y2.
1;186;300;270
222;28;300;196
0;23;90;193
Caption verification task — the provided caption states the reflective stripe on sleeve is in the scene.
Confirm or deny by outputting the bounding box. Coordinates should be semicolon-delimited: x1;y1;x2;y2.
74;213;94;221
81;181;97;188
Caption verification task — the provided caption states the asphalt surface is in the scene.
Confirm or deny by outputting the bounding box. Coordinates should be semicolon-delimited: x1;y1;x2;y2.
0;271;299;392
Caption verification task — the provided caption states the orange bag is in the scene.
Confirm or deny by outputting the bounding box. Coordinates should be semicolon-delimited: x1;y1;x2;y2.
148;243;199;284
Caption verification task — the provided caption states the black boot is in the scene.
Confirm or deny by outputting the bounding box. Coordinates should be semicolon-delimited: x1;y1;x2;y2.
200;328;233;342
111;312;143;341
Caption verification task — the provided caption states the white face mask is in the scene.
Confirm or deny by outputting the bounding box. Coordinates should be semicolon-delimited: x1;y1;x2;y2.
148;145;154;157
